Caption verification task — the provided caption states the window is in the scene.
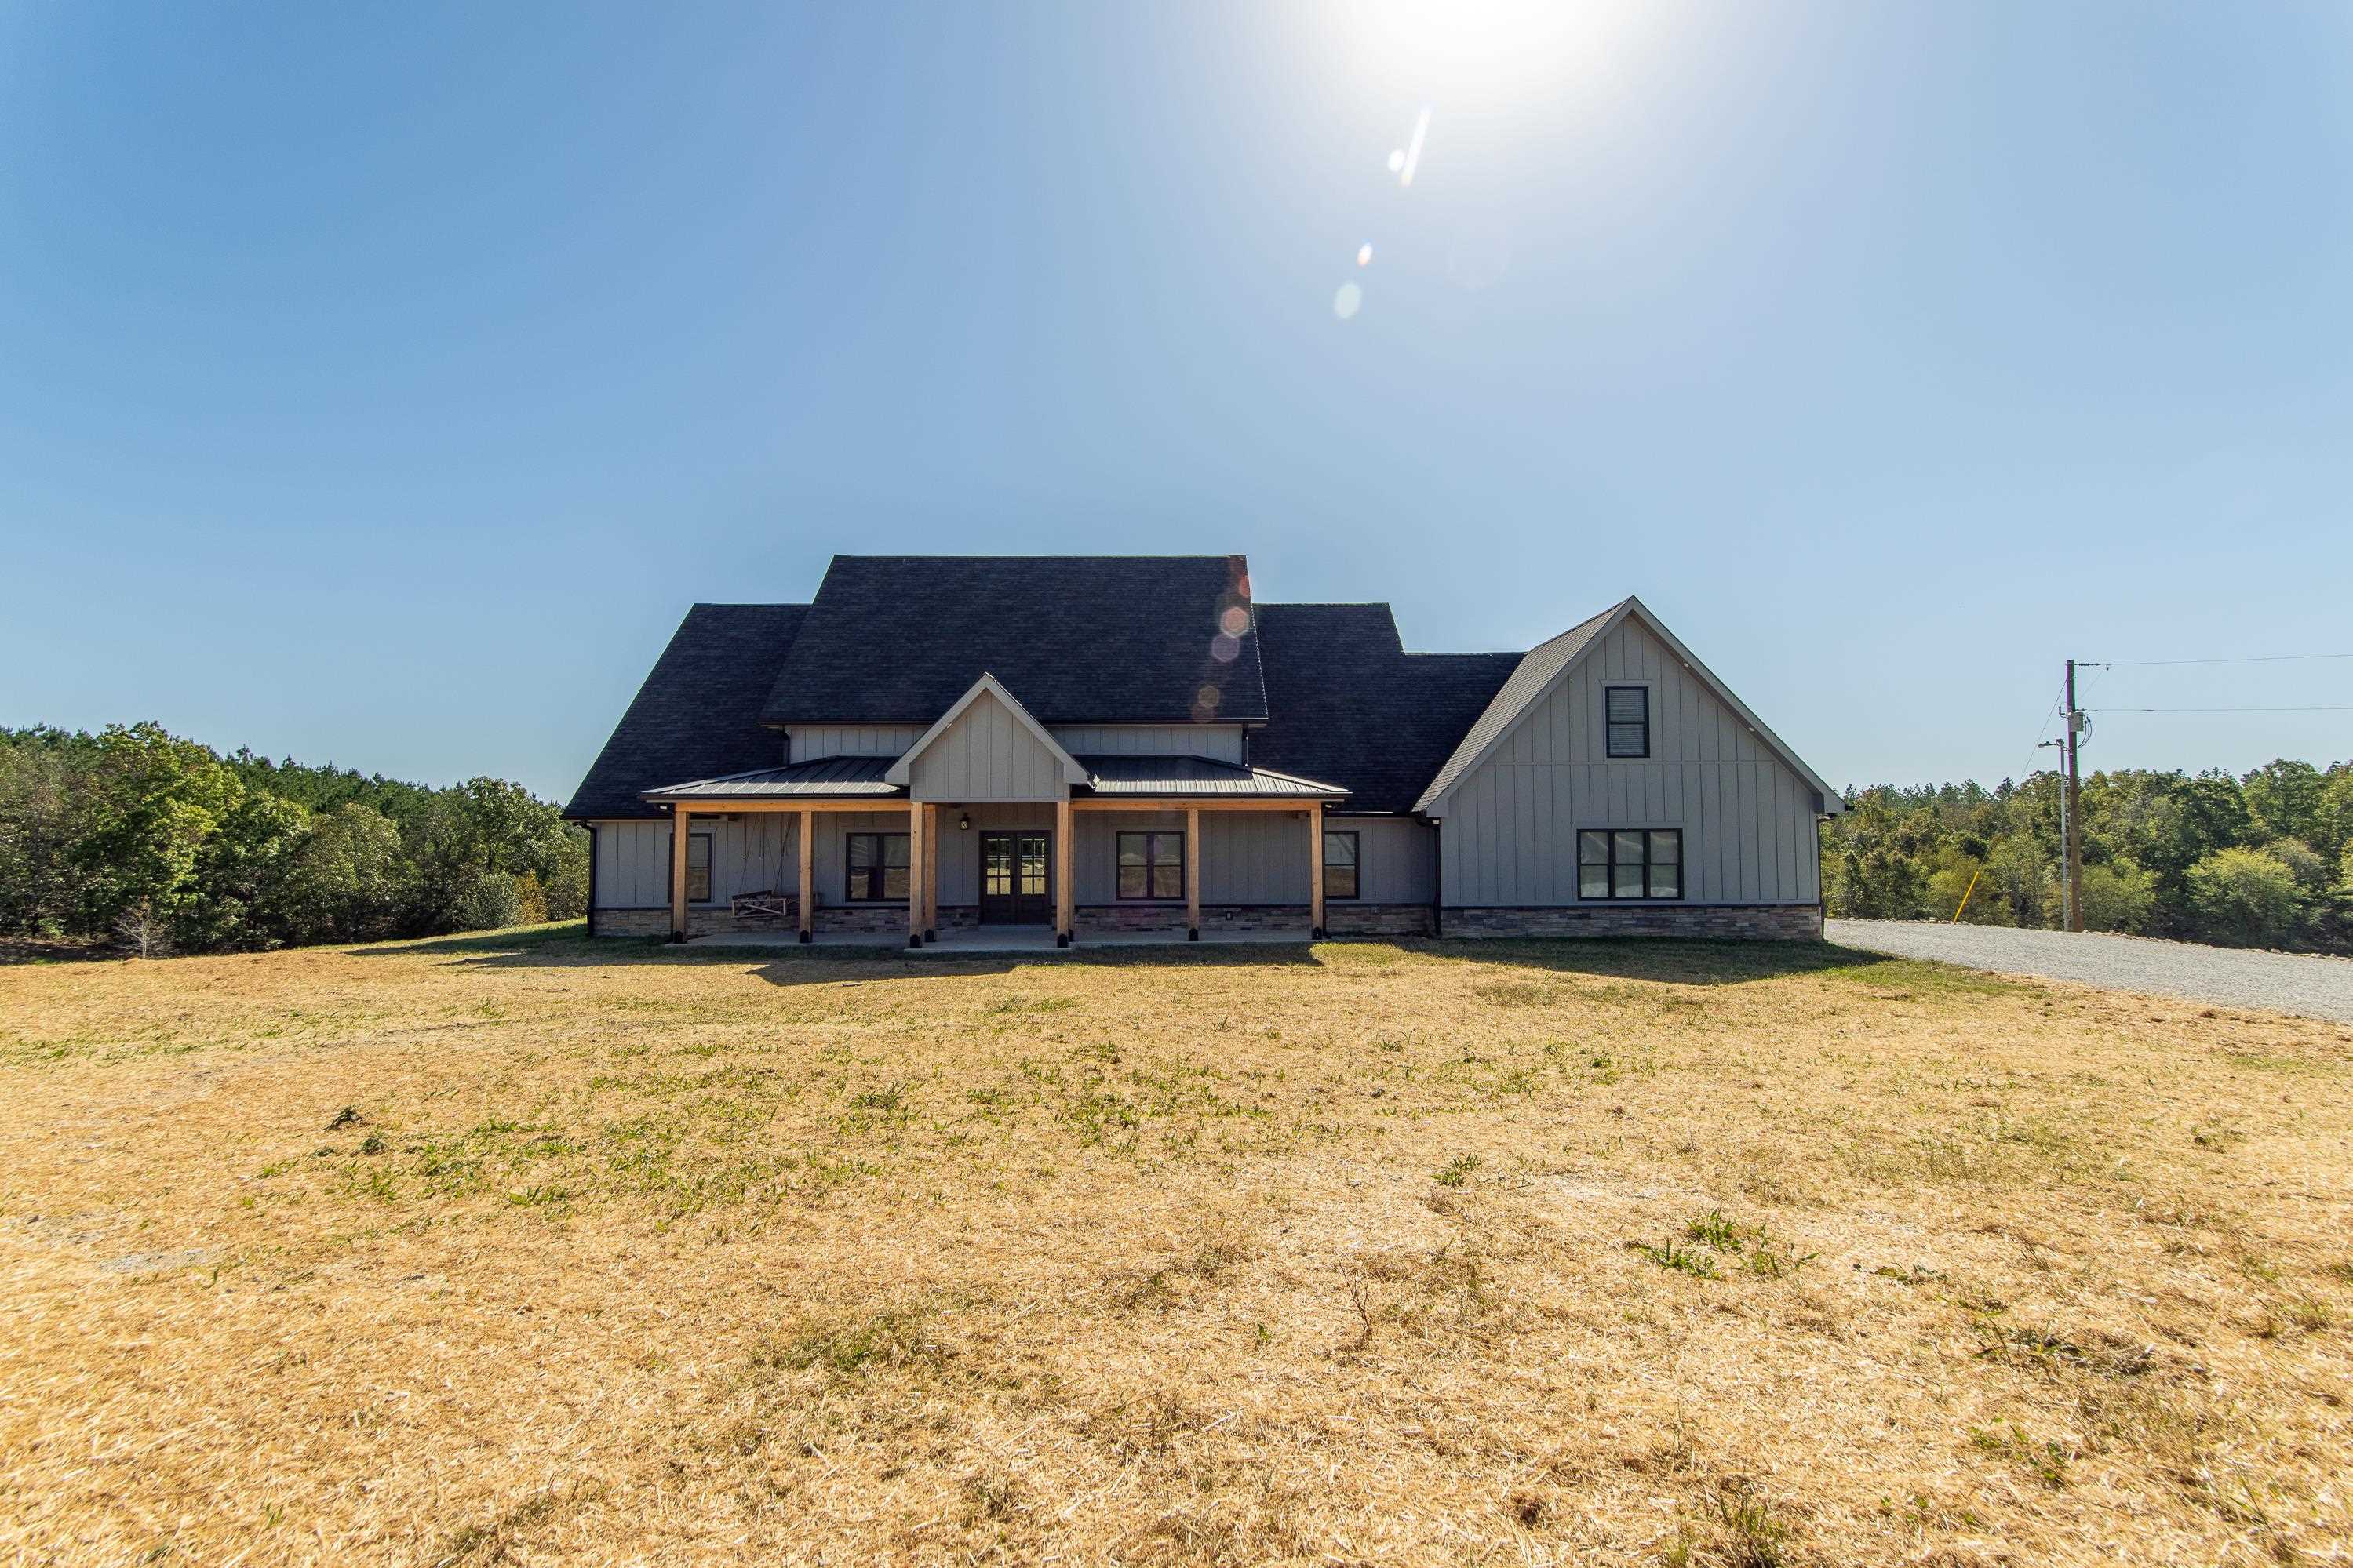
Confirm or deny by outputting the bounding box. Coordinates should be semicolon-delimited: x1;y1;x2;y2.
1323;830;1359;900
1117;831;1184;900
844;832;909;902
1605;686;1650;758
687;831;712;903
1578;828;1681;900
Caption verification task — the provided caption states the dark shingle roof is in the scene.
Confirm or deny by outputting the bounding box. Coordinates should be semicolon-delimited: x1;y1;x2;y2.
762;556;1266;724
1249;605;1522;815
564;605;803;819
1411;602;1618;813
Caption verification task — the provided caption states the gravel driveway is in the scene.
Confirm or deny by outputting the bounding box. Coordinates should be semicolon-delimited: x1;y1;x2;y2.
1826;919;2353;1027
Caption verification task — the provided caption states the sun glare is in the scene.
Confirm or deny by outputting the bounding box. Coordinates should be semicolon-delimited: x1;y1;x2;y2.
1348;0;1637;106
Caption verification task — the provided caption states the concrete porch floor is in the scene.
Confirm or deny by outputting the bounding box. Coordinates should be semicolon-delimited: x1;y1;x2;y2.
686;924;1313;954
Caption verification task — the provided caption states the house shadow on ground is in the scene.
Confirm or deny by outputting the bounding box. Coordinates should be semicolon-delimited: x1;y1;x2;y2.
351;922;1328;986
351;922;1885;990
1394;936;1892;987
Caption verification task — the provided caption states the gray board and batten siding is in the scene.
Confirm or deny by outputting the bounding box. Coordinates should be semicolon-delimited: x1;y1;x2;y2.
1425;610;1825;909
591;809;1433;911
787;723;1244;766
900;686;1082;803
786;726;925;762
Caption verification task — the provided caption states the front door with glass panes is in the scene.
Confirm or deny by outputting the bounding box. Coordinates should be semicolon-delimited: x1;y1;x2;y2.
978;831;1052;923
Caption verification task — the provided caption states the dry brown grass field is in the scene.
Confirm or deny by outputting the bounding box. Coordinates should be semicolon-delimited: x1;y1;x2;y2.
2;926;2349;1566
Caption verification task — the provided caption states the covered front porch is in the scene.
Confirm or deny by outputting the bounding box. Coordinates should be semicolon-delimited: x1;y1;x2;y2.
639;759;1349;949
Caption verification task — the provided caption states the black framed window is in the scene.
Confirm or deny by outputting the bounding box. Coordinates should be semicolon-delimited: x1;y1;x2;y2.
1323;830;1359;900
1117;831;1184;900
687;831;712;903
845;832;909;902
1578;828;1681;900
1605;686;1651;758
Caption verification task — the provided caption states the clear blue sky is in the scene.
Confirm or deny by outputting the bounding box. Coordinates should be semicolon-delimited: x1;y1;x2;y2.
4;2;2348;801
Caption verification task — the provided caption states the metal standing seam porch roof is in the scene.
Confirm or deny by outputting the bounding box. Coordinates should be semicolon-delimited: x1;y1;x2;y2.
1072;756;1345;799
639;755;1346;804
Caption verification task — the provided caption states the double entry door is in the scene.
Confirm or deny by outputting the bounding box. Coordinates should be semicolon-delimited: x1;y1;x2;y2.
978;831;1052;924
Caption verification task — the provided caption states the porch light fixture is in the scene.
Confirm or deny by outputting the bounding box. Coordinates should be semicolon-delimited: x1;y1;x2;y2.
958;812;971;831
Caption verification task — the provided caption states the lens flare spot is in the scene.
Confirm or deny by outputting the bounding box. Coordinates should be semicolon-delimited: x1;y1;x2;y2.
1194;684;1224;712
1386;148;1405;173
1357;242;1373;267
1333;282;1363;320
1397;107;1430;187
1219;606;1252;638
1210;632;1240;664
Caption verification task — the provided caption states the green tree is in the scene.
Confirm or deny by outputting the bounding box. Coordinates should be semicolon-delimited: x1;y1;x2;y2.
274;803;406;944
177;791;310;951
1925;846;2010;924
2184;847;2301;948
2078;859;2158;933
2315;764;2353;863
0;730;90;937
67;724;241;948
1984;834;2053;928
2242;759;2326;846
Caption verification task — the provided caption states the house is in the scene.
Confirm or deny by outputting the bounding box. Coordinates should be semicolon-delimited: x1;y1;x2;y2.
563;555;1841;946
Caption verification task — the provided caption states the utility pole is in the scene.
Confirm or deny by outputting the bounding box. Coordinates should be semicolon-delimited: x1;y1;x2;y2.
2063;658;2085;933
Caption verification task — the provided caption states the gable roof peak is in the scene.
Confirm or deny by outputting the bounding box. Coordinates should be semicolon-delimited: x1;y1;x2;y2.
882;673;1090;788
1411;597;1839;815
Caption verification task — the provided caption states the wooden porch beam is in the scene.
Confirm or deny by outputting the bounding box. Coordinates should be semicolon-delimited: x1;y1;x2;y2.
908;799;926;948
1069;797;1342;813
922;802;939;941
1055;796;1074;946
1186;806;1200;942
1308;800;1325;940
669;809;691;942
796;807;814;944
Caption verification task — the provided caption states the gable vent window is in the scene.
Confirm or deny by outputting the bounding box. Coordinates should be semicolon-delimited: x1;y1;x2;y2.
1605;686;1651;758
1579;828;1681;900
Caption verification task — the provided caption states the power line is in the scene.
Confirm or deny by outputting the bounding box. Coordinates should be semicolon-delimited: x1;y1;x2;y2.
2088;705;2353;714
2086;653;2353;668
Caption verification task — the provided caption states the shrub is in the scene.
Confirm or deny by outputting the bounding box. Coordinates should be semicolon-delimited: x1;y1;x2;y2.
449;870;523;933
2078;859;2158;934
2184;847;2300;948
511;871;551;926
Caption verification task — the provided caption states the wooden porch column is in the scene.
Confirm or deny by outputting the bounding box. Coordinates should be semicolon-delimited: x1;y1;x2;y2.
669;808;691;942
1307;801;1326;939
908;799;926;948
1054;795;1075;946
1186;806;1201;941
796;807;814;944
922;803;939;941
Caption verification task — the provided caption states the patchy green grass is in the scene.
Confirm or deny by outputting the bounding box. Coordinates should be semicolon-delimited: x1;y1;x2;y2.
1;930;2346;1564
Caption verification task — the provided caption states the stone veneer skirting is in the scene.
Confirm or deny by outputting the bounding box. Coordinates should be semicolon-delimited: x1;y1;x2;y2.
1324;904;1437;937
595;902;1815;942
1441;904;1822;940
1076;904;1308;934
592;906;980;938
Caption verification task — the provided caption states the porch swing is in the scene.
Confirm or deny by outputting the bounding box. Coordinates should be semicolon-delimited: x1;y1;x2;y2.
727;824;803;928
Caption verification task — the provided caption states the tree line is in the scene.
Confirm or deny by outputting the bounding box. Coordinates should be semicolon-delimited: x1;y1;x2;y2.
0;723;588;955
1823;759;2353;952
